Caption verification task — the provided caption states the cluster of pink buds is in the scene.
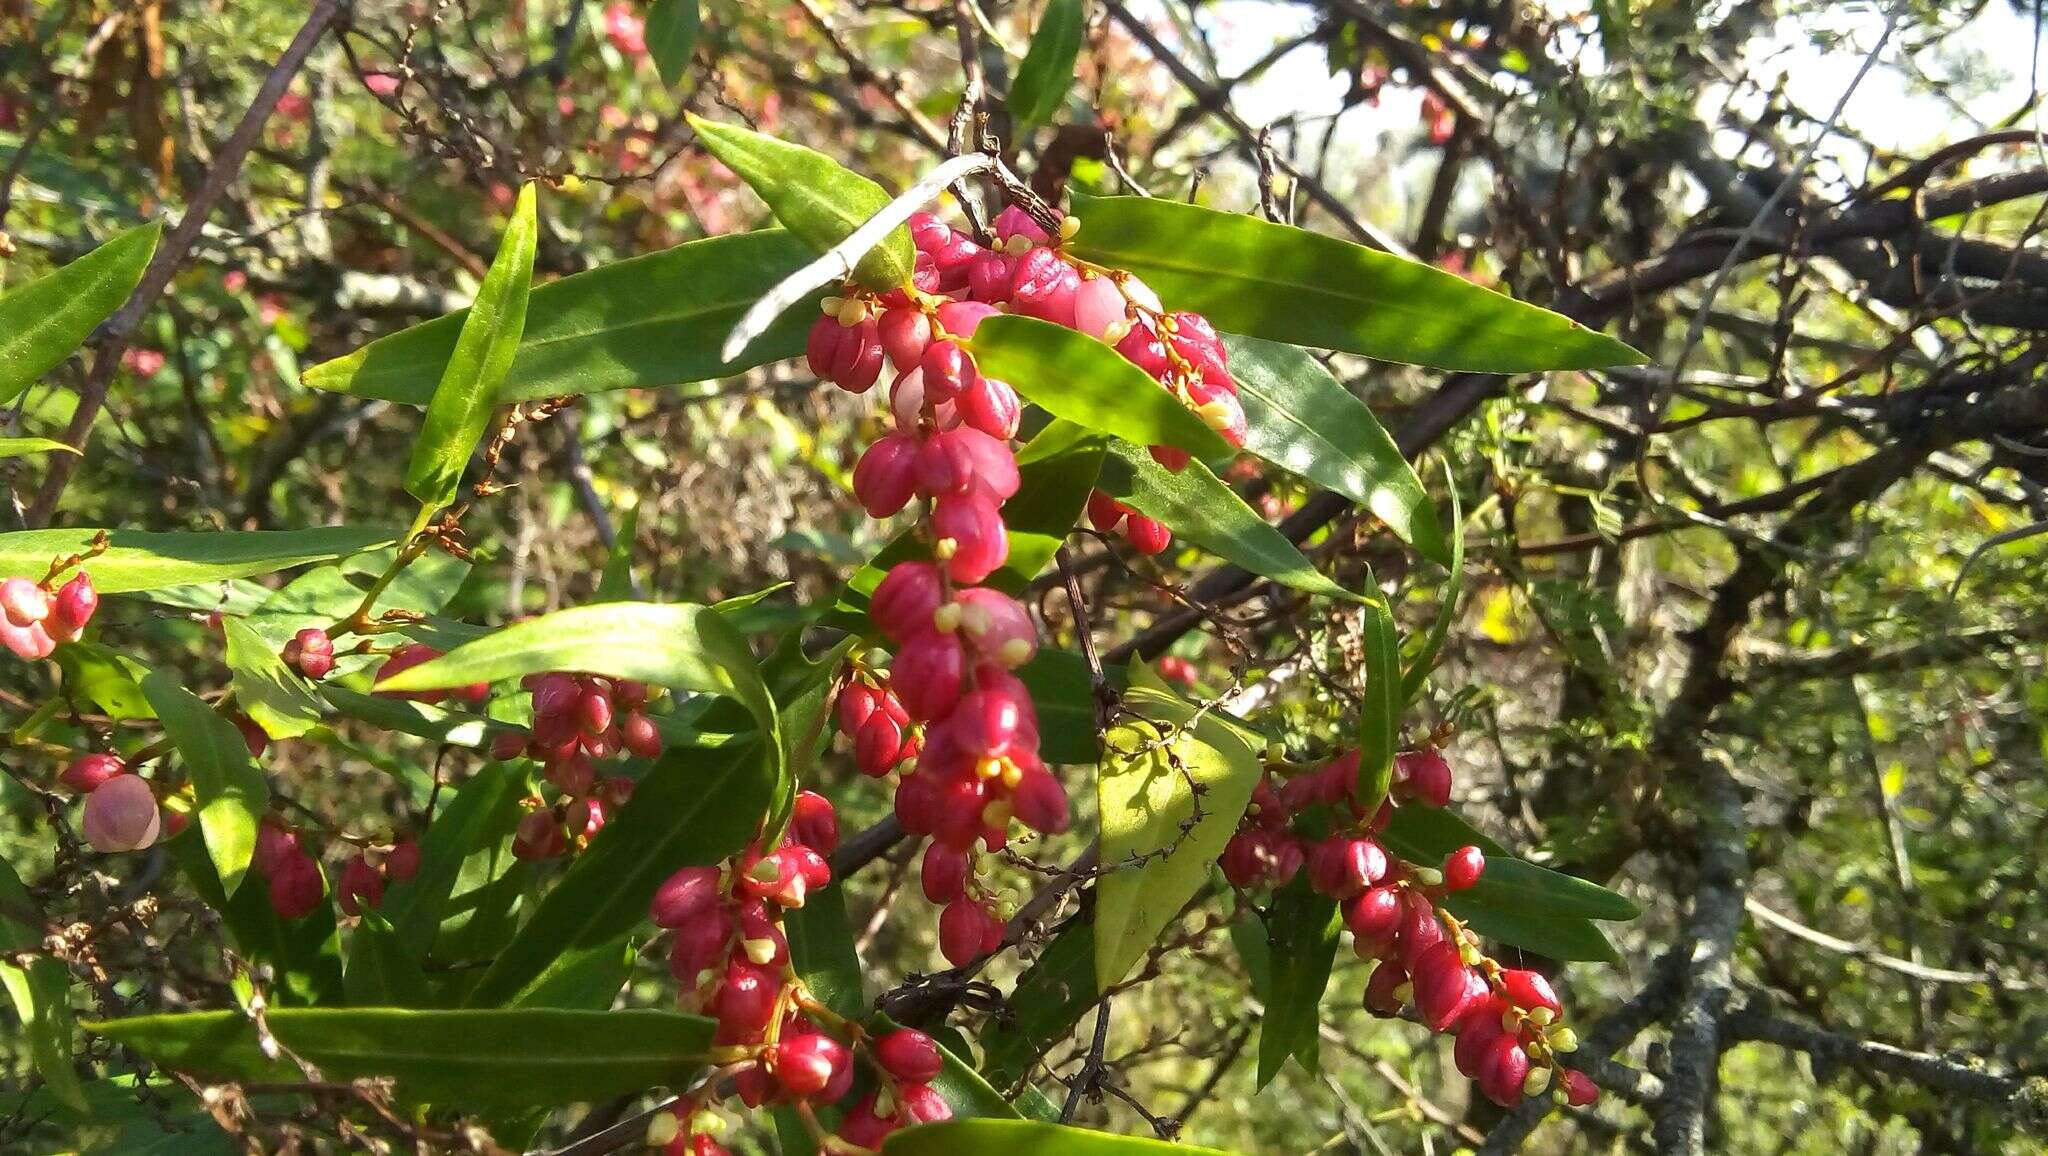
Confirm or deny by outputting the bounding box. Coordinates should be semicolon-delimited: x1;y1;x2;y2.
1359;872;1597;1109
336;838;421;917
62;753;176;853
645;794;952;1149
1;571;98;660
490;673;660;860
281;627;336;680
1222;743;1598;1109
255;818;327;920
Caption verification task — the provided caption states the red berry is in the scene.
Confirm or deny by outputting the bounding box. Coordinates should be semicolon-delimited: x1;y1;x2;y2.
772;1032;848;1097
874;1029;944;1083
1477;1033;1532;1107
1123;514;1171;555
899;1081;954;1124
621;711;663;759
1560;1068;1600;1106
384;839;421;883
792;790;839;854
938;899;994;967
920;843;970;904
651;865;723;928
1443;845;1485;891
1010;765;1069;835
713;962;780;1038
1342;885;1402;952
267;851;325;919
60;752;126;793
1498;967;1563;1015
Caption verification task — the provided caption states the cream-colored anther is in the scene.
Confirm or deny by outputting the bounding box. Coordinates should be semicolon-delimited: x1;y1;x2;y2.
931;602;964;633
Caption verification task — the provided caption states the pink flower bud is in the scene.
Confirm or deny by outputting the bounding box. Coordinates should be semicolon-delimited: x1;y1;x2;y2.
938;898;997;967
268;851;326;919
954;587;1037;667
773;1032;849;1097
1454;996;1510;1076
920;842;969;904
930;491;1009;584
49;573;97;637
935;300;999;340
60;752;126;793
1396;748;1453;807
512;810;568;860
0;577;49;627
1073;275;1128;340
892;632;965;721
918;340;978;402
899;1082;953;1124
713;961;780;1037
81;773;160;852
830;318;884;394
651;865;723;928
1498;967;1563;1015
1411;940;1488;1032
1011;765;1069;835
916;427;1019;501
967;251;1014;303
255;819;301;876
805;315;843;379
852;434;923;518
1364;960;1409;1017
1010;246;1080;327
1123;514;1171;556
869;561;946;644
1476;1034;1532;1107
385;839;421;883
1115;322;1172;377
1307;836;1388;900
878;306;933;371
622;711;663;759
1343;885;1403;949
337;853;385;916
1443;845;1485;891
1166;312;1231;382
993;205;1052;248
958;375;1021;440
875;1029;944;1083
854;712;905;776
791;790;839;854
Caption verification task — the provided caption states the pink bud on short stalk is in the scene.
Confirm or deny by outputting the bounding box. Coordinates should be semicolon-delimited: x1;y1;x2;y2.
791;790;839;854
954;587;1037;668
878;306;933;371
0;578;49;627
60;753;126;793
893;632;966;722
916;427;1020;501
875;1028;944;1083
1123;514;1172;556
1010;246;1080;327
853;434;923;519
1072;276;1128;341
1396;747;1454;807
336;853;385;916
967;250;1014;303
384;838;421;883
957;374;1021;440
49;573;98;640
267;851;326;920
919;340;978;402
930;491;1009;584
920;842;969;904
81;773;160;852
934;300;998;340
0;617;54;659
870;561;946;645
992;205;1052;249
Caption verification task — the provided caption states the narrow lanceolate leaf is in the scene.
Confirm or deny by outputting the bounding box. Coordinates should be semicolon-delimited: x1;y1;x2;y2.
465;739;776;1007
1095;670;1262;989
1254;875;1342;1087
1008;0;1087;129
882;1120;1236;1156
1402;467;1464;703
405;184;538;509
1224;335;1447;563
302;230;818;404
0;526;396;594
375;601;777;749
1097;440;1356;603
0;437;81;459
969;315;1232;464
646;0;699;87
343;914;431;1008
140;673;269;897
91;1007;716;1106
1067;195;1646;373
0;221;160;404
0;858;86;1112
1353;585;1401;813
594;501;642;601
221;618;322;740
687;115;914;290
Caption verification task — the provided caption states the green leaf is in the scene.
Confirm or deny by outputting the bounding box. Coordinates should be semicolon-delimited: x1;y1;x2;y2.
505;935;636;1011
1095;672;1262;989
1009;0;1087;129
463;739;776;1007
0;221;160;404
301;230;818;404
0;526;397;594
1253;875;1341;1087
1097;440;1356;602
646;0;699;87
406;184;538;509
1401;468;1463;703
140;673;269;897
1353;585;1400;813
221;618;323;740
1223;335;1445;563
786;885;866;1022
344;914;432;1008
0;857;86;1112
1067;195;1645;373
0;436;81;459
1015;647;1121;765
980;921;1096;1091
883;1120;1236;1156
381;764;517;957
320;685;513;749
969;315;1232;464
686;115;913;290
91;1007;716;1107
55;641;154;720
